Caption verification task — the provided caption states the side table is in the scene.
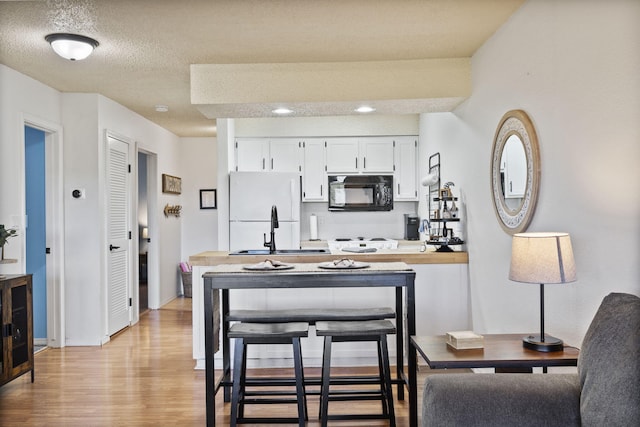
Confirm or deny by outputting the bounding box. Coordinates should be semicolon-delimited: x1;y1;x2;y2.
411;334;579;371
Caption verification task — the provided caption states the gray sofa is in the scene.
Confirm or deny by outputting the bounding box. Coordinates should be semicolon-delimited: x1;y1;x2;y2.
422;292;640;426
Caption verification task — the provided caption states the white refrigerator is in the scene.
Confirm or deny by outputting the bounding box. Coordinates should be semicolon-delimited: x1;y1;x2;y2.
229;171;301;251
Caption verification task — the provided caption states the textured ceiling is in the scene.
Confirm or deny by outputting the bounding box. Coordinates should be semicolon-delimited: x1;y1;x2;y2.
0;0;525;137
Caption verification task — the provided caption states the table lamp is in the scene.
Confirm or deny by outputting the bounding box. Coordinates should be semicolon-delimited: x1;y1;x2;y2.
509;232;576;352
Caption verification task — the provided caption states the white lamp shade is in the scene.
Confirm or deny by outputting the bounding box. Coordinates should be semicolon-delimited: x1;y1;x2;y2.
509;232;576;284
46;33;99;61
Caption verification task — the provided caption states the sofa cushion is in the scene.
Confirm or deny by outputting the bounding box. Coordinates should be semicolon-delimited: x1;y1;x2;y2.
578;292;640;426
422;373;581;427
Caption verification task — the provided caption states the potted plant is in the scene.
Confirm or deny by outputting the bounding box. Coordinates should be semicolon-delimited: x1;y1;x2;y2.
0;224;18;261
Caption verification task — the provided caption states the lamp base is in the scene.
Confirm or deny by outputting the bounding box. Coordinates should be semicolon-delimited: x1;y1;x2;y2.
522;335;564;352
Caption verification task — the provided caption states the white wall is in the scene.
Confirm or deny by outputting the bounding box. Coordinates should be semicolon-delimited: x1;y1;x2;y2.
0;64;185;345
0;65;62;269
180;137;218;259
420;0;640;348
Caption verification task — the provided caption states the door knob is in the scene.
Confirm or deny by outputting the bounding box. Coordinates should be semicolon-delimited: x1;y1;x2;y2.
109;244;120;251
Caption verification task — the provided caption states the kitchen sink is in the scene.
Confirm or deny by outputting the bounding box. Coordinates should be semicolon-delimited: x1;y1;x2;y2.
229;248;330;256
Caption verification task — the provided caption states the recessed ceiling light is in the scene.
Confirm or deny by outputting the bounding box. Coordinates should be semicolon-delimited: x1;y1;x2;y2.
355;106;376;113
272;107;293;115
45;33;99;61
155;105;169;112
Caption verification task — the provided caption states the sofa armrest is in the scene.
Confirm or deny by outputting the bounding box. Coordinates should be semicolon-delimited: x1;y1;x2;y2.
422;373;580;427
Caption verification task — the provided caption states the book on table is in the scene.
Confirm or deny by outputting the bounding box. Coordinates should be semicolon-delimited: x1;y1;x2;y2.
446;330;484;349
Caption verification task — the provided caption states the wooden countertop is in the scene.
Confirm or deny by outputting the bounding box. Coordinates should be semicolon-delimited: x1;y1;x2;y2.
190;248;468;266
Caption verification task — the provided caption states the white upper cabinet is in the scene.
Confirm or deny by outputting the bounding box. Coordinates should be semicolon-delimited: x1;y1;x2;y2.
235;138;270;171
394;137;419;201
325;138;360;173
301;139;327;201
269;139;301;172
325;137;394;173
359;137;395;173
235;138;300;173
236;136;419;203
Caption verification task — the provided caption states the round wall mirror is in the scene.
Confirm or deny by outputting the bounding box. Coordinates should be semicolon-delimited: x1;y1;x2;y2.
490;110;540;234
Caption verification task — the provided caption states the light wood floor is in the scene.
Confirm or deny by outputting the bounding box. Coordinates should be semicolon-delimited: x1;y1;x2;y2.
0;297;466;426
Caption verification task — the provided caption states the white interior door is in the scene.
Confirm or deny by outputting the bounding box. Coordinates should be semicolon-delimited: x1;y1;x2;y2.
107;134;131;335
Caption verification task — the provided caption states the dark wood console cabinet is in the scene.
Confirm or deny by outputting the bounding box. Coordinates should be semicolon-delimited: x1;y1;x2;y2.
1;274;34;387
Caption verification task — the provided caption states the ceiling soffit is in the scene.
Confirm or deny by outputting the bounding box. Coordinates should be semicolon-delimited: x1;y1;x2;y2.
191;58;471;118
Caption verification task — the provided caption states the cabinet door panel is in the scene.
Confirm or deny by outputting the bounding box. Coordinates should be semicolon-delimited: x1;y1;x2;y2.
269;139;300;172
1;275;33;386
302;139;326;201
236;139;268;171
360;137;394;173
394;137;418;201
325;138;359;173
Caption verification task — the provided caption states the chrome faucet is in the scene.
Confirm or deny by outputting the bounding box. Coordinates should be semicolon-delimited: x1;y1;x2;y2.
263;205;279;254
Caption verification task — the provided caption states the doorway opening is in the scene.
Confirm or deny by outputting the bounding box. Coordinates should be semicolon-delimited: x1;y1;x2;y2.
25;126;47;349
137;149;159;311
138;152;149;313
22;116;65;349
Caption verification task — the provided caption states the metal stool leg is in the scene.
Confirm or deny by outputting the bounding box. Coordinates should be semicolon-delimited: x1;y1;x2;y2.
292;337;307;426
376;336;389;416
230;338;244;427
238;339;248;420
379;334;396;427
320;336;333;427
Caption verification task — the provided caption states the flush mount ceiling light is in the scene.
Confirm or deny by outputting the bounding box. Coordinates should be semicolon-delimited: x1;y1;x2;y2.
272;107;293;115
45;33;99;61
355;106;376;113
155;104;169;113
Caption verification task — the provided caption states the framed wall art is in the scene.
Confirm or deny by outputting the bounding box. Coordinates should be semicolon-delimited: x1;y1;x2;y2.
200;189;217;209
162;174;182;194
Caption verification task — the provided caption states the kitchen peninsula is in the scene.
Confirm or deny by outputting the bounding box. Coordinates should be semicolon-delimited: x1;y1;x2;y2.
189;243;469;371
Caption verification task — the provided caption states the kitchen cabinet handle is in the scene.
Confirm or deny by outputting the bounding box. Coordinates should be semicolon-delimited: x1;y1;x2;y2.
364;158;366;169
320;185;323;196
398;183;400;194
509;181;512;192
271;158;274;170
109;244;120;251
355;158;358;169
262;158;265;170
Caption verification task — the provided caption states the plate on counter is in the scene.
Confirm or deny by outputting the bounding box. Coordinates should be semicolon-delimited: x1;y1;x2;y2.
243;260;295;271
318;259;370;270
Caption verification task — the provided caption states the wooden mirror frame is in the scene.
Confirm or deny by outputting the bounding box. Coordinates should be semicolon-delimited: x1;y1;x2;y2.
490;110;540;234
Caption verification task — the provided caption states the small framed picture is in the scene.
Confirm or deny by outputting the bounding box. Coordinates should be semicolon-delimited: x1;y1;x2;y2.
439;188;452;199
200;189;217;209
162;174;182;194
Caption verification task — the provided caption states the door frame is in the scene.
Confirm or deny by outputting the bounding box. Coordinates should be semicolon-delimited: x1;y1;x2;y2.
136;148;160;310
20;114;65;348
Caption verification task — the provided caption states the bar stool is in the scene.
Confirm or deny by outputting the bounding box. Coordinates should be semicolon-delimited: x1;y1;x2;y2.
228;322;309;427
316;319;397;427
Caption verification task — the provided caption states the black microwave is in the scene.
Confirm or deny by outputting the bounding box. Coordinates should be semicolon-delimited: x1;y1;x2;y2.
328;175;394;211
